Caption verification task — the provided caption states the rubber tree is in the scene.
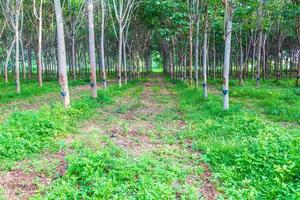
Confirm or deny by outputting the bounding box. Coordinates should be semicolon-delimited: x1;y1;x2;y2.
33;0;43;87
194;0;200;89
0;0;23;92
15;0;22;94
101;0;107;89
54;0;70;107
202;1;208;98
87;0;97;98
256;0;264;87
223;0;233;110
109;0;139;87
187;0;194;86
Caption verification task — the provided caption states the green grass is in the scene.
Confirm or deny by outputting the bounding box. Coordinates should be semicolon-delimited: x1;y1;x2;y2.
0;79;90;104
33;138;202;200
170;80;300;199
0;81;138;170
209;79;300;124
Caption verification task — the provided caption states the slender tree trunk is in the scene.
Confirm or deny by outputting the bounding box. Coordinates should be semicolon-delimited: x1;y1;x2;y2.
184;53;187;83
4;39;16;83
54;0;70;107
213;30;216;79
71;34;76;80
123;37;128;84
203;11;208;98
239;31;243;86
223;2;233;110
38;0;43;87
195;0;200;89
15;0;21;94
118;25;123;87
252;35;256;80
262;34;267;79
297;55;300;87
256;0;263;87
101;0;107;89
87;0;97;98
21;41;26;80
189;17;193;86
27;46;32;80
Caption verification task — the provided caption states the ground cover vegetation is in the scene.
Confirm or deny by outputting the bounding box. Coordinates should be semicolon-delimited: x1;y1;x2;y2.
0;0;299;199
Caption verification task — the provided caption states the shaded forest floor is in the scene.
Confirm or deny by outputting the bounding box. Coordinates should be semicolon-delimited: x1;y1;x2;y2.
0;73;299;199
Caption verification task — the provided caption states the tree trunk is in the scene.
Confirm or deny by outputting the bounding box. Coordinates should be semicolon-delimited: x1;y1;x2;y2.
37;0;43;87
4;39;16;83
71;34;76;80
238;31;243;86
27;46;32;80
54;0;70;107
101;0;107;89
203;10;208;98
189;17;193;86
123;36;128;84
195;0;200;89
223;2;233;110
257;32;262;87
15;0;21;94
87;0;97;98
118;24;123;87
297;56;300;87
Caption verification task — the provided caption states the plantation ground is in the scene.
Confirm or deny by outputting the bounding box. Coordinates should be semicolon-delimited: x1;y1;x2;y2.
0;73;299;199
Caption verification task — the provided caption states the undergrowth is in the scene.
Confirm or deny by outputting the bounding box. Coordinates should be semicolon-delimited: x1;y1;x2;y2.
0;82;138;170
0;79;89;104
209;79;300;124
171;80;300;199
34;138;200;200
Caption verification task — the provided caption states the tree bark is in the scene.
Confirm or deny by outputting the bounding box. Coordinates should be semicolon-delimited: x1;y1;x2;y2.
4;39;15;83
189;17;193;86
54;0;70;107
203;10;208;98
118;24;123;87
37;0;43;87
195;0;200;89
87;0;97;98
15;0;21;94
223;1;233;110
27;46;32;80
101;0;107;89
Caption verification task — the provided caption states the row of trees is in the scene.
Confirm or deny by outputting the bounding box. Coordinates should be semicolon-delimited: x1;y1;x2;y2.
141;0;299;108
0;0;299;109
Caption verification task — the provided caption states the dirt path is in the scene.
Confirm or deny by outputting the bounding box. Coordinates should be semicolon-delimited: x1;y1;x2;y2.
81;73;218;199
0;74;218;199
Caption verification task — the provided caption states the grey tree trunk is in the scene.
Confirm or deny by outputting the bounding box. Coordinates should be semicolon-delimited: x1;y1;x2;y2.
4;39;15;83
203;10;208;98
189;17;193;86
71;34;76;80
118;25;123;87
239;31;243;86
123;36;128;84
37;0;43;87
194;0;200;89
54;0;70;107
101;0;107;89
21;41;26;80
87;0;97;98
223;2;233;110
256;0;263;87
297;55;300;87
27;46;32;80
213;30;216;79
15;0;21;94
